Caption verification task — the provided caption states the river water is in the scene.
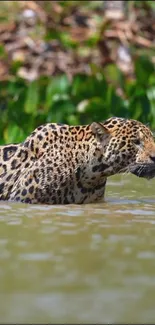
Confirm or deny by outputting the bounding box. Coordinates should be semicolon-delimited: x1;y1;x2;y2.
0;174;155;323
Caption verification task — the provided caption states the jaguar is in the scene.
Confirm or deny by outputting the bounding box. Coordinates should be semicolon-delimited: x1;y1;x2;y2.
0;117;155;204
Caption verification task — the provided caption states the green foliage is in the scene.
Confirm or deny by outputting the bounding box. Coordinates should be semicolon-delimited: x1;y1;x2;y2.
0;53;154;144
0;0;155;144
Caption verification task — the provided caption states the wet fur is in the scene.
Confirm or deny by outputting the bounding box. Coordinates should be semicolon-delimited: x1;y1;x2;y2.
0;117;155;204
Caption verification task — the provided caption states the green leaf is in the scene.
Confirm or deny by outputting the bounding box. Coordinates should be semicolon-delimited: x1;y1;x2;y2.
45;75;70;110
4;123;26;144
106;85;127;117
147;86;155;124
24;81;39;115
104;64;125;89
77;97;109;124
128;92;151;123
135;55;155;87
0;44;7;58
71;73;108;104
47;98;76;124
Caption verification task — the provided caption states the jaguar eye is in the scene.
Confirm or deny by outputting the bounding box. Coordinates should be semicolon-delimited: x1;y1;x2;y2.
133;139;141;146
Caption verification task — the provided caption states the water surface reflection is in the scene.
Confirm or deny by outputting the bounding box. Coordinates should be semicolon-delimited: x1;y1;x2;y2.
0;175;155;323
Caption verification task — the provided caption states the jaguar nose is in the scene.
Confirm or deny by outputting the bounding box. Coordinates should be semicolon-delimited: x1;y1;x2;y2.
150;155;155;163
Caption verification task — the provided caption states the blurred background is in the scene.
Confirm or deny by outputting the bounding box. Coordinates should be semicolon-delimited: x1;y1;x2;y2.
0;0;155;143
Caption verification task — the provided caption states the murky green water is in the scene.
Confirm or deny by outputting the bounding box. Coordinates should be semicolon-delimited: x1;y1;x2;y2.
1;175;155;323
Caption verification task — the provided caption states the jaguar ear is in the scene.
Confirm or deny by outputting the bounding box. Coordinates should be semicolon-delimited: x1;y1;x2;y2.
91;122;110;142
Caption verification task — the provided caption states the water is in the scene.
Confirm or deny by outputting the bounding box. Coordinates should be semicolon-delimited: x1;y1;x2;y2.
0;174;155;323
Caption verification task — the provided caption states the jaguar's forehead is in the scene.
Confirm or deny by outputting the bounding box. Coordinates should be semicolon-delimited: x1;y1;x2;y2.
102;117;153;138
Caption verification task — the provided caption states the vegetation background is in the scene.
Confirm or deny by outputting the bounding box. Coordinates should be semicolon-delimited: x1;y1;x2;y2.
0;0;155;144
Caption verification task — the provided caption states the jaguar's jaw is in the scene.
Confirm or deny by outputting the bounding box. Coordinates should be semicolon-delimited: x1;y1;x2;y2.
129;163;155;180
